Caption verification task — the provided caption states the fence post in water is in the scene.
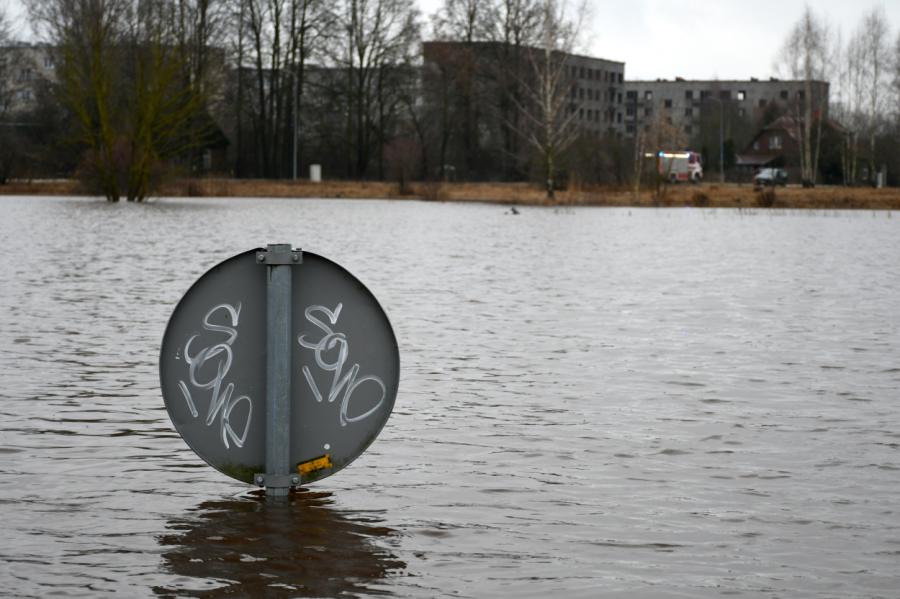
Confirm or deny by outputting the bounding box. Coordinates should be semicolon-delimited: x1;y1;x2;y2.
260;244;302;497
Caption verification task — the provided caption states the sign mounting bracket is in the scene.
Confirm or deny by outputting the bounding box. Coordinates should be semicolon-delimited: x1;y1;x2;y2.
257;247;303;266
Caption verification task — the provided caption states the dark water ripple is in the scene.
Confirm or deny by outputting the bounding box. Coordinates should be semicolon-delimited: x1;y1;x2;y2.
1;197;899;597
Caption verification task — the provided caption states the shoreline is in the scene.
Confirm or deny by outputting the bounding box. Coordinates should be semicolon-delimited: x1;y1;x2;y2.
2;178;899;210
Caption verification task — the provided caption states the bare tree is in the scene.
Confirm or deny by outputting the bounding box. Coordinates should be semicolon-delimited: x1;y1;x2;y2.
0;6;14;183
834;28;868;185
513;0;585;201
858;6;890;181
485;0;542;178
237;0;328;178
0;6;10;43
894;30;900;121
28;0;129;201
777;5;829;186
334;0;420;178
28;0;210;201
429;0;489;177
432;0;487;43
170;0;228;172
0;6;12;115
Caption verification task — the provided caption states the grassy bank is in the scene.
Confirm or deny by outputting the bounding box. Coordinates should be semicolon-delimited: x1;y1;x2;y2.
2;178;900;210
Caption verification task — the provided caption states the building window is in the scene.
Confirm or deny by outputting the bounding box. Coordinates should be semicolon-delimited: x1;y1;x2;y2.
664;99;672;108
700;90;710;100
618;73;623;83
626;90;637;100
685;107;693;116
617;112;622;123
579;108;584;119
780;90;788;99
738;108;746;117
626;124;636;134
719;90;731;100
587;109;593;120
626;106;635;116
587;89;593;100
580;67;585;78
644;90;653;100
645;107;652;116
737;90;746;101
759;99;767;108
685;90;694;100
617;93;622;104
770;134;782;149
579;88;584;100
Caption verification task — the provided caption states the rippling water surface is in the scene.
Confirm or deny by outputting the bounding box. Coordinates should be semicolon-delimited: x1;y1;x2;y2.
1;196;899;598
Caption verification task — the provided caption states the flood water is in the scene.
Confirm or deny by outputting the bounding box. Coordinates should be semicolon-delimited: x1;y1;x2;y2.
1;196;899;598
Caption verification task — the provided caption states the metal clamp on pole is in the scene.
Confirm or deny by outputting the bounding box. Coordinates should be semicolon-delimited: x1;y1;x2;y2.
257;244;301;497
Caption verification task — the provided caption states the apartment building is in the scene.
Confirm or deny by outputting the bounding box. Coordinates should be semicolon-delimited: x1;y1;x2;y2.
559;51;626;136
0;44;55;114
623;78;830;137
424;41;626;137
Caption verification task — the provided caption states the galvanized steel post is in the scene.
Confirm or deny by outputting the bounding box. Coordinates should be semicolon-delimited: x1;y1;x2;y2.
259;244;301;497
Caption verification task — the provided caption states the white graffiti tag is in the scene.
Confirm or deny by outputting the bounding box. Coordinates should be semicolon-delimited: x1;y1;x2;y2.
179;303;253;449
298;303;386;427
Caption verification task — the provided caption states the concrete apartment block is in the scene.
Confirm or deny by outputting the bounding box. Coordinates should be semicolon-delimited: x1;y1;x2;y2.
623;78;830;137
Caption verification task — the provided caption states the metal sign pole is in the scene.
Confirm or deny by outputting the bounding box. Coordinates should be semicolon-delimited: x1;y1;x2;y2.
259;244;301;497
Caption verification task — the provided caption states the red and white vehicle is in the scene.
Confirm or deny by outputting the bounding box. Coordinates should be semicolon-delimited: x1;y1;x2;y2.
648;150;704;183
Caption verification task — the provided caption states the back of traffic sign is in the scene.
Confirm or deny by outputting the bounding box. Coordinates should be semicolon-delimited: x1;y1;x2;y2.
159;247;399;488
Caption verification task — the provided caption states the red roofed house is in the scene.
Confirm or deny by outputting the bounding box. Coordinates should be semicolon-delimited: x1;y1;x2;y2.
736;115;845;183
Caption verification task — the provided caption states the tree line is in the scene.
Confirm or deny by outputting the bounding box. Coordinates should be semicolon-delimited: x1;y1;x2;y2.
777;4;900;186
1;1;900;200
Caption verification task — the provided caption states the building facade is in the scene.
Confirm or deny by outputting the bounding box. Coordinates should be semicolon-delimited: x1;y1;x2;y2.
0;44;56;114
558;51;626;137
421;41;626;180
623;78;830;138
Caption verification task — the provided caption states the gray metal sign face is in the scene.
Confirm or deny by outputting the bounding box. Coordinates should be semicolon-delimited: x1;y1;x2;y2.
160;249;399;485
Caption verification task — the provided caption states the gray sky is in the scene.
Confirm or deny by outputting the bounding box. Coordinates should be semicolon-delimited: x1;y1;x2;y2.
420;0;900;81
7;0;900;81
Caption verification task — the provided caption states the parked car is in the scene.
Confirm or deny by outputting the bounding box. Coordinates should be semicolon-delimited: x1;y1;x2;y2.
754;168;788;186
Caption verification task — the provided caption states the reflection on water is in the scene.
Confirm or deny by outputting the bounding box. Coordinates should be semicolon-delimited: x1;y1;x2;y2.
154;490;403;597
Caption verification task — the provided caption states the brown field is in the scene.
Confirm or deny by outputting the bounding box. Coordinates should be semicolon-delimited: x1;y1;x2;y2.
2;178;900;210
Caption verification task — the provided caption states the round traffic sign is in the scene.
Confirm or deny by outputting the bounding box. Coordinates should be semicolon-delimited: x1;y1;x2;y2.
160;249;399;484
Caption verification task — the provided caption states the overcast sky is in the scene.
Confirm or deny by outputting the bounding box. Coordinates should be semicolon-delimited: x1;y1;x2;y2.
419;0;900;81
7;0;900;81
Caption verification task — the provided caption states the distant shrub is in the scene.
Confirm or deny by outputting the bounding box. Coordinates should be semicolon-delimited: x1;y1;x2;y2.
420;180;446;202
186;180;205;197
756;188;776;207
691;191;710;207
